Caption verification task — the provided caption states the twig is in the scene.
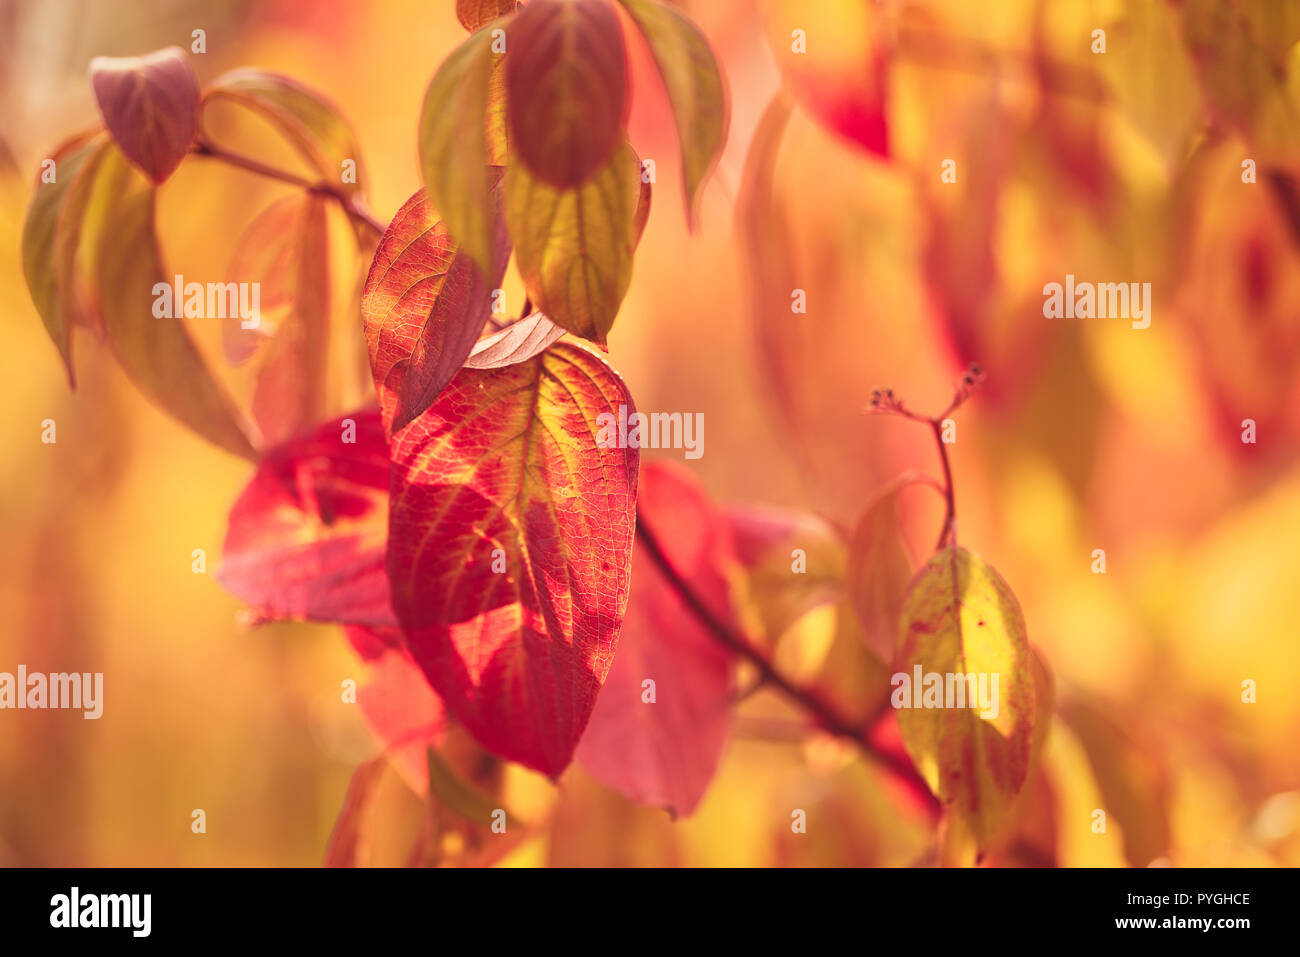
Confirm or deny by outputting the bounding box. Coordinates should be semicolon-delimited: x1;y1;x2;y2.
635;509;939;815
191;139;386;240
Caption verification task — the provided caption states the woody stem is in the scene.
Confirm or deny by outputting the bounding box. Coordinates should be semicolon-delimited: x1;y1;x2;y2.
634;509;939;816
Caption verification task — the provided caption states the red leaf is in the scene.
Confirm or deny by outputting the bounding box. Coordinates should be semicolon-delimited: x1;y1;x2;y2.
89;47;200;184
218;409;395;627
506;0;628;187
344;626;447;793
361;189;508;434
576;461;737;817
388;342;639;776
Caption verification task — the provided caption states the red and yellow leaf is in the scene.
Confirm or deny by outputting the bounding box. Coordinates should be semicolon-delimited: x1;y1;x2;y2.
362;189;508;434
577;461;737;817
219;409;395;626
505;0;628;187
89;47;200;184
388;342;639;776
894;546;1035;849
457;0;518;32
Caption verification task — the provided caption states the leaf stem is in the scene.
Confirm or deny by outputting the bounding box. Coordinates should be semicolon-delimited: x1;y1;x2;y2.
634;508;940;816
191;138;387;240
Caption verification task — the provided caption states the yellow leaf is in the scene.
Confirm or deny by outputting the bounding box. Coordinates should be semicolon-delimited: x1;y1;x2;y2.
504;143;640;343
895;546;1035;849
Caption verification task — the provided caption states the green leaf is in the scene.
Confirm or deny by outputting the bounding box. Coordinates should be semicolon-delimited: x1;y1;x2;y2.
505;142;640;343
21;134;103;386
895;546;1036;849
418;23;511;280
616;0;728;227
88;146;258;459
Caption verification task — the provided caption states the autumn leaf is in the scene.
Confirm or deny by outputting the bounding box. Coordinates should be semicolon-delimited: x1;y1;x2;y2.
21;134;104;386
725;500;844;642
344;626;447;791
457;0;518;32
506;142;641;343
576;461;737;817
205;69;368;197
88;146;257;458
616;0;728;226
323;755;387;867
388;342;639;776
845;481;916;663
361;188;508;434
224;194;333;447
894;546;1035;849
463;311;567;369
761;0;889;156
89;47;200;184
219;409;395;626
419;20;511;279
506;0;628;187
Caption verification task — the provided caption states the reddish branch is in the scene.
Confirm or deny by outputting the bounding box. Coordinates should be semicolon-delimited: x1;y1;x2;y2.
192;138;387;240
634;512;939;817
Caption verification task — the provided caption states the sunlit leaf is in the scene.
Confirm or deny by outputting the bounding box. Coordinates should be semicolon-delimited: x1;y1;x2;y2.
457;0;518;32
89;47;200;184
463;311;566;369
895;546;1035;849
388;342;639;776
505;142;640;343
419;22;511;279
577;462;737;817
219;409;395;625
89;146;257;458
506;0;628;187
205;69;368;196
362;188;508;434
616;0;728;226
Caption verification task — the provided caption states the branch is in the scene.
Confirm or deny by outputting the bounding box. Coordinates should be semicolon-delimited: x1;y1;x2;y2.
191;139;386;241
634;509;940;816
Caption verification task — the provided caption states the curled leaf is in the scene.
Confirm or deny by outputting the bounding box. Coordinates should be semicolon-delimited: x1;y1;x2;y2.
894;546;1035;849
616;0;728;226
362;189;508;434
89;47;200;183
845;481;915;663
577;462;738;817
506;0;628;187
219;409;395;626
464;311;566;369
506;143;641;343
388;342;639;776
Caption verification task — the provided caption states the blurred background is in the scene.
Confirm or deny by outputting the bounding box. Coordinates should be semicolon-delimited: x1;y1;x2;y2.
0;0;1297;866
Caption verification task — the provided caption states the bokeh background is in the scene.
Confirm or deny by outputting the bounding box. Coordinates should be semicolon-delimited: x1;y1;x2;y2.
1;0;1298;866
